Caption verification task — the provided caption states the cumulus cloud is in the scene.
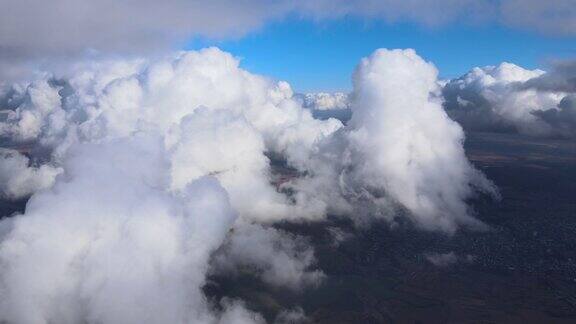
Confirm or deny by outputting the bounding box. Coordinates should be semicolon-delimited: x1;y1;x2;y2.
0;136;240;323
519;59;576;93
168;108;295;222
0;79;65;142
295;92;352;122
0;149;61;199
443;61;576;138
347;49;497;231
0;48;341;323
292;49;497;233
297;58;576;138
0;47;498;322
0;48;342;211
297;92;350;111
532;95;576;138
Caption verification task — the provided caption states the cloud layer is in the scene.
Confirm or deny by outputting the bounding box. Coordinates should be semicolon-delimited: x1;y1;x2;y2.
297;92;350;111
1;0;574;80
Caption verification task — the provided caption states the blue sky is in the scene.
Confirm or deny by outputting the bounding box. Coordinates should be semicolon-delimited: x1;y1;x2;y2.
187;17;576;92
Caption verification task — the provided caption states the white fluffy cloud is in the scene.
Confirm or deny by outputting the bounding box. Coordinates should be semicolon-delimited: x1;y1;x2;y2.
168;108;291;221
443;61;575;137
0;136;240;323
292;49;497;233
347;49;497;231
533;95;576;138
0;47;497;322
520;60;576;93
0;149;61;199
297;92;349;111
297;58;576;138
0;48;342;213
0;48;340;323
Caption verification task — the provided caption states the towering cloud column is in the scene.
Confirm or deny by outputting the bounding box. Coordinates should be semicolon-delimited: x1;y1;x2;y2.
292;49;497;232
346;49;497;232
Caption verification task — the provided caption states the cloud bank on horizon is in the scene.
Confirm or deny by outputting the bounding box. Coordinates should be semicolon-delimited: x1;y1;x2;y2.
301;60;576;139
0;47;498;322
0;0;575;80
443;60;576;138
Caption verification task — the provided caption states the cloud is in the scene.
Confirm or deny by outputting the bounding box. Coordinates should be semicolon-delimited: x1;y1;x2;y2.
425;252;458;267
1;1;575;81
292;49;497;233
0;48;342;213
0;47;494;232
0;0;292;80
297;92;350;111
519;59;576;93
168;108;296;222
0;48;341;323
532;95;576;138
292;59;576;140
211;222;324;290
500;0;576;36
0;149;61;199
347;49;497;231
298;0;495;26
0;79;65;141
0;136;240;323
295;92;352;122
0;47;499;321
443;61;576;138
